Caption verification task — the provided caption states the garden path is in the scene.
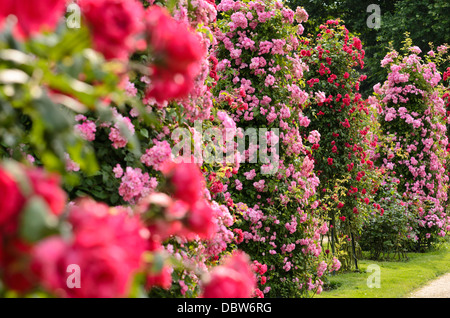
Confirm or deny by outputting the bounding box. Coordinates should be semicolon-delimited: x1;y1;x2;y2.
408;273;450;298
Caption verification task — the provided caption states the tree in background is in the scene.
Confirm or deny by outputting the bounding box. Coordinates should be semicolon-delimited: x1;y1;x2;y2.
286;0;450;98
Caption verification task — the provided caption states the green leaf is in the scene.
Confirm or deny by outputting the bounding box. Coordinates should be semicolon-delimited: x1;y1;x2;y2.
66;139;99;176
33;96;72;133
19;196;59;243
150;253;165;274
140;128;149;138
128;273;148;299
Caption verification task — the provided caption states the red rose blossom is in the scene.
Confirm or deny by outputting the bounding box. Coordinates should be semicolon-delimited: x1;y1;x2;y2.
62;244;135;298
146;65;197;103
144;5;205;102
30;236;68;294
2;238;34;293
146;265;173;291
0;168;25;235
161;161;205;206
69;199;148;270
233;228;244;244
145;6;204;73
26;168;67;216
79;0;145;60
201;251;256;298
186;199;216;240
210;181;224;194
31;199;149;298
352;37;362;50
0;0;67;39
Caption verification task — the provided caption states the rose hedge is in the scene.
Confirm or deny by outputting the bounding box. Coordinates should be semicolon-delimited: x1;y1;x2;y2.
211;0;339;297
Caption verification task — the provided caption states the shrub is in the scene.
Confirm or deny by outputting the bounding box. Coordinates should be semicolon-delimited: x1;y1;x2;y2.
359;173;417;260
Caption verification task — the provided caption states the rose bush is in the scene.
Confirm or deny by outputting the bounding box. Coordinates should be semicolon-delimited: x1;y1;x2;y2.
371;39;450;251
212;0;336;297
298;20;378;270
78;0;145;61
0;0;67;39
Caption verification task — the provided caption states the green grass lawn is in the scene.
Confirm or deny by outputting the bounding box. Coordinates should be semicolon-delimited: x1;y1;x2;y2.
317;241;450;298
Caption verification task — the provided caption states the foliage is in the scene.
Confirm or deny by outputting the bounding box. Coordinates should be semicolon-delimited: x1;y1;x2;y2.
359;173;417;260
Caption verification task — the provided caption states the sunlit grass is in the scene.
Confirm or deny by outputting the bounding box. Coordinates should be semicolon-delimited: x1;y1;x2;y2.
317;241;450;298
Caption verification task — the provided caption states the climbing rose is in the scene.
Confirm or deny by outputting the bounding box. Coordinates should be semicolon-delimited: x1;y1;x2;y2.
146;66;197;103
31;199;149;298
146;265;173;291
30;236;68;294
146;5;204;73
140;140;172;171
186;199;216;240
1;239;34;292
75;120;96;142
294;7;309;23
352;37;362;50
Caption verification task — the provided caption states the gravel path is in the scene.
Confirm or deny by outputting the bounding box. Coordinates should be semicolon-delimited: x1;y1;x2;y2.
408;273;450;298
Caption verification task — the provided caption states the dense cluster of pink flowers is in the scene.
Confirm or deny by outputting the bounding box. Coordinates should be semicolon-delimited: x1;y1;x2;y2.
374;47;450;242
116;167;157;203
211;0;336;297
75;115;97;142
140;140;173;171
0;0;259;298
